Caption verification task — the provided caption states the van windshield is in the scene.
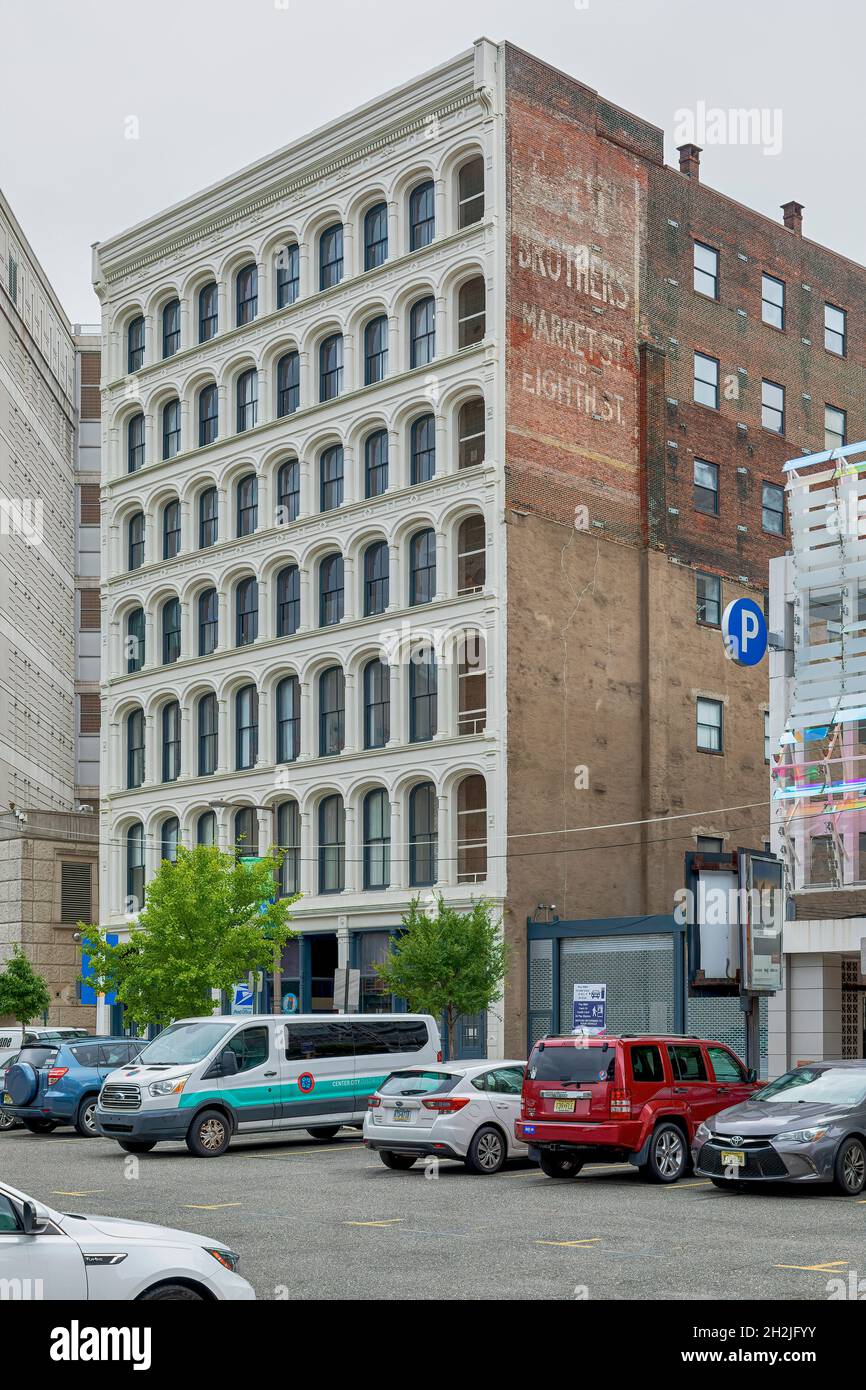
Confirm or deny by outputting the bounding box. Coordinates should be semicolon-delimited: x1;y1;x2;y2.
136;1022;233;1065
528;1043;616;1084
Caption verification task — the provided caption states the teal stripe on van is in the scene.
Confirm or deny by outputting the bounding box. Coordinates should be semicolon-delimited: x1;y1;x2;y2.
177;1074;389;1110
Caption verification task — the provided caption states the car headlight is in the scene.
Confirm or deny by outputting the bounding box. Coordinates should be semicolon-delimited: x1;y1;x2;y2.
695;1122;711;1141
775;1126;828;1144
148;1075;191;1098
207;1247;240;1272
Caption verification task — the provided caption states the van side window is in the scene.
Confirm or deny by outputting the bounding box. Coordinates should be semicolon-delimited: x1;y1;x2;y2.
708;1046;745;1082
352;1020;429;1055
227;1026;270;1072
667;1044;707;1081
286;1022;353;1061
630;1044;664;1083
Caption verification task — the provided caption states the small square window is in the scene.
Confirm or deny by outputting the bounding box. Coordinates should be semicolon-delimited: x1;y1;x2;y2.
697;697;723;753
693;352;719;409
694;458;719;515
696;836;723;853
696;572;721;626
762;379;785;434
693;242;719;299
762;482;784;535
761;273;785;329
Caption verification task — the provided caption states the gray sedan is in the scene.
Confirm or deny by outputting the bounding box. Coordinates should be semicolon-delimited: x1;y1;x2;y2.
692;1060;866;1195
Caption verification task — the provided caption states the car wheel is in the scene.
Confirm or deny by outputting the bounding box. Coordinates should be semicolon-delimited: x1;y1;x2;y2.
465;1125;507;1175
306;1126;341;1141
21;1117;57;1134
138;1284;205;1301
185;1109;231;1157
74;1095;99;1138
0;1112;17;1132
538;1150;584;1179
641;1123;687;1183
118;1140;156;1154
833;1136;866;1195
379;1151;417;1170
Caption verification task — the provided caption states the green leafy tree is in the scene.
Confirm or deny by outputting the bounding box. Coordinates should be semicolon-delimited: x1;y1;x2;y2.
375;895;506;1058
80;844;297;1029
0;946;51;1029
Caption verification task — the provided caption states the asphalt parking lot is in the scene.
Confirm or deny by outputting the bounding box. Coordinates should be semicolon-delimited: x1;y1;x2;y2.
2;1124;865;1299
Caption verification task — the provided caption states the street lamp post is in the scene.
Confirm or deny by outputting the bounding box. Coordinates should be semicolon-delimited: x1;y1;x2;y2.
209;800;282;1015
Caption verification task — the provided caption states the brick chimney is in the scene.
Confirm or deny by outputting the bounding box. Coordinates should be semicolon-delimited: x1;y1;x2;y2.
782;201;804;235
677;144;701;179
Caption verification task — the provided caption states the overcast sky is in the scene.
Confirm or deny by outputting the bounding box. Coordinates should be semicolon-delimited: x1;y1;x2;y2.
0;0;859;323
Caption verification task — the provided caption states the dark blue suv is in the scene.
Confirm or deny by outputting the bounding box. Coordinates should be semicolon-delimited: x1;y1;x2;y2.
1;1037;143;1137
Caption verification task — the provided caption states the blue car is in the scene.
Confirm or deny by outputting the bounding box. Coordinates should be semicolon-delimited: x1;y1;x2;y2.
1;1037;143;1137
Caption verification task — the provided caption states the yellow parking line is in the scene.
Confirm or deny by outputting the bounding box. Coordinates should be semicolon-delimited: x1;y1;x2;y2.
345;1218;404;1227
182;1202;242;1211
536;1237;601;1248
669;1180;714;1190
51;1190;106;1197
775;1260;848;1272
239;1145;350;1159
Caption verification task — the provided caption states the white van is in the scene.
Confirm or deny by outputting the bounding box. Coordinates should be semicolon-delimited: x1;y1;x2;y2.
93;1013;441;1157
0;1026;89;1068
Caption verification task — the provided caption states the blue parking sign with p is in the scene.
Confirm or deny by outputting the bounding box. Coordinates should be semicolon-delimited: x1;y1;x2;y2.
722;597;767;667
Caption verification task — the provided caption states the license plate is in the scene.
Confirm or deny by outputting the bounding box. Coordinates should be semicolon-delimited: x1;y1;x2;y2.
721;1150;745;1168
392;1107;412;1122
2;1094;10;1106
553;1098;575;1113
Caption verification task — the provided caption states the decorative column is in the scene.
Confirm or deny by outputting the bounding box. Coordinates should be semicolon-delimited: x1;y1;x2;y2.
387;543;400;612
436;792;451;886
342;555;356;622
343;805;359;893
434;178;446;241
143;609;155;670
180;599;192;660
342;673;357;754
298;680;313;759
387;661;404;746
217;282;228;336
299;809;315;896
180;703;191;779
217;590;229;652
434;530;447;601
217;697;229;774
298;566;312;633
342;332;355;395
256;688;270;767
387;200;399;259
434;651;453;740
143;713;157;786
389;797;405;889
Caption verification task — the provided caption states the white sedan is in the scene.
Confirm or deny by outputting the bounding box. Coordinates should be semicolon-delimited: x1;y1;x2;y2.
363;1059;527;1174
0;1180;255;1300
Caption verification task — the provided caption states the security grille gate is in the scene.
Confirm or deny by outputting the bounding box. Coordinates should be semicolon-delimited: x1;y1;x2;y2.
559;934;675;1037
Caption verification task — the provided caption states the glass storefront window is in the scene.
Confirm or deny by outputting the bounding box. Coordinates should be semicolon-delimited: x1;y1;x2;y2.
358;931;392;1013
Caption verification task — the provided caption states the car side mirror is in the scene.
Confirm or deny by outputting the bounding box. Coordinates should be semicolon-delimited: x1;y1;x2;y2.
21;1200;37;1234
218;1049;238;1077
746;1068;758;1084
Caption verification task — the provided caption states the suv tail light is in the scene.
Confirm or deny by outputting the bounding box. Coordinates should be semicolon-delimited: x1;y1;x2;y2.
46;1067;69;1086
367;1096;380;1109
436;1051;443;1063
422;1096;471;1114
609;1088;630;1115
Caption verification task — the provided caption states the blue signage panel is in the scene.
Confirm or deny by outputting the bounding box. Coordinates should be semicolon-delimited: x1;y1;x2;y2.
722;598;768;667
80;933;118;1006
572;983;606;1033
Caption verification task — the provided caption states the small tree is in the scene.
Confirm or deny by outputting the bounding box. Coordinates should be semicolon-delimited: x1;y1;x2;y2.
375;895;506;1058
0;946;51;1029
80;844;297;1030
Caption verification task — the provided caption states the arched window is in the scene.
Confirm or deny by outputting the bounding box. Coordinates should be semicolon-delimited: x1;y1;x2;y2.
236;263;257;326
162;298;180;358
161;816;180;862
277;351;300;417
198;587;218;655
162;398;181;460
319;224;343;290
162;701;180;781
458;398;485;469
127;708;145;789
199;384;218;446
363;789;391;890
318;794;345;893
127;511;144;571
458;156;485;228
458;632;486;735
409;180;435;250
409;527;435;605
410;413;435;484
234;806;259;856
161;596;181;664
197;693;218;775
127;413;145;473
277;800;300;897
199;486;218;548
236;473;258;536
126;607;144;673
458;277;486;349
276;675;300;763
319;444;344;511
364;202;388;270
236;577;259;646
127;316;145;373
276;564;300;636
162;499;181;559
363;540;389;616
457;774;487;882
457;514;486;593
409;645;437;742
126;822;145;909
236;368;258;432
198;282;218;342
409;296;435;369
319;553;344;626
409;782;437;886
276;243;299;308
196;809;217;846
364;316;388;385
364;429;388;498
319;334;343;402
276;458;299;524
363;658;390;749
235;684;259;770
319;666;345;756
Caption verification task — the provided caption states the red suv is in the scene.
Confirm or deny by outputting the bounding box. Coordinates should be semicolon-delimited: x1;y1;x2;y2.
516;1033;757;1183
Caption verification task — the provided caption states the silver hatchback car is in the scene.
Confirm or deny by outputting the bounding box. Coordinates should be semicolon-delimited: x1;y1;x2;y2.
363;1060;527;1174
692;1060;866;1195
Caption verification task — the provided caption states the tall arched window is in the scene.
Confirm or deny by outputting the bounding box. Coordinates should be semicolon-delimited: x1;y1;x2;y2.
457;775;487;882
198;587;218;655
234;806;259;856
318;794;345;893
196;809;217;845
236;263;258;326
277;458;299;524
409;296;435;368
457;514;486;593
276;564;300;636
319;666;345;756
127;511;144;571
364;202;388;270
127;708;145;789
236;577;258;646
319;444;344;511
236;369;258;432
276;675;300;764
199;384;218;446
409;527;435;605
319;224;343;290
162;298;180;358
458;277;486;349
410;413;435;484
276;243;299;308
161;596;181;664
235;685;259;770
319;334;343;402
458;632;486;735
277;350;300;417
199;486;218;548
161;695;180;783
364;316;388;385
127;316;145;373
364;430;388;498
127;412;145;473
409;646;437;742
277;800;300;897
126;607;144;673
162;499;181;559
458;398;485;469
363;658;390;749
409;783;437;886
409;180;435;250
363;789;391;890
236;473;258;536
458;156;485;228
161;816;180;862
363;540;389;616
319;553;344;627
197;693;218;775
198;281;218;342
162;398;181;459
126;822;145;909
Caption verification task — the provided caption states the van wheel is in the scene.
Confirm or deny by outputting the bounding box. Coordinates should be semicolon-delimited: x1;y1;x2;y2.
538;1150;584;1179
74;1096;99;1137
306;1126;341;1140
641;1123;687;1183
833;1137;866;1195
186;1109;231;1157
21;1118;57;1134
465;1125;506;1175
379;1151;417;1170
118;1140;156;1154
